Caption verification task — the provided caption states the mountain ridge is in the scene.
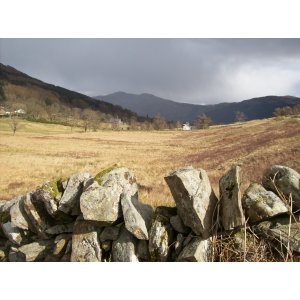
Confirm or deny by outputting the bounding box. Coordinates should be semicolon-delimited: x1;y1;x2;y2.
0;63;143;122
95;91;300;123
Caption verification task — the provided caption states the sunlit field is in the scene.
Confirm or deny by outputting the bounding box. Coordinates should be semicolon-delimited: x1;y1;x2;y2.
1;117;300;207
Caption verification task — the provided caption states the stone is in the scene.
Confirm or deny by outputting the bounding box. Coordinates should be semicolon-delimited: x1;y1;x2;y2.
253;213;300;253
60;240;72;262
137;240;150;261
177;237;211;262
262;165;300;209
99;226;120;242
59;172;92;215
165;167;218;238
174;233;185;256
10;194;32;231
71;217;102;262
23;193;54;238
112;226;139;262
0;197;19;224
80;167;138;222
32;188;58;216
101;240;112;252
9;240;54;262
0;247;6;261
45;223;74;235
170;215;189;234
53;234;72;256
148;213;173;262
242;183;288;223
1;222;24;245
219;166;245;230
121;193;153;240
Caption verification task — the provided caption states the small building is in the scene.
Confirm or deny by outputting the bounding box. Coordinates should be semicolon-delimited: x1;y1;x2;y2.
182;122;191;131
14;108;26;115
0;106;5;117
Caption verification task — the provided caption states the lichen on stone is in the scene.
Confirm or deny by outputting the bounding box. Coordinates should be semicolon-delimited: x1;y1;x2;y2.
94;164;119;186
43;177;67;199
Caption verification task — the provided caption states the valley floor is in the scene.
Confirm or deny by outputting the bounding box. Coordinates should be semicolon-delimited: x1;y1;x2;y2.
0;117;300;206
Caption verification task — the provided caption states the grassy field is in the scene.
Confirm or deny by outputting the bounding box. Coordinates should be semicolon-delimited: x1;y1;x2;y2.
0;117;300;207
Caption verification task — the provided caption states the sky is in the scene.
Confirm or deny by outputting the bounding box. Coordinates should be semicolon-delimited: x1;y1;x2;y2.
1;38;300;104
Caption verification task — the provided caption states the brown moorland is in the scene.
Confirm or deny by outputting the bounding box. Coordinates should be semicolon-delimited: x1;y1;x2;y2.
0;116;300;207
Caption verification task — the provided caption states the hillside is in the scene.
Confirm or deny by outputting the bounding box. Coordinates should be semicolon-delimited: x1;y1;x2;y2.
0;116;300;207
0;64;142;122
95;91;300;123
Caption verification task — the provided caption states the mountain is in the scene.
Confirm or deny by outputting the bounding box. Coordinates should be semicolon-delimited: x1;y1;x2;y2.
95;92;300;124
0;64;142;121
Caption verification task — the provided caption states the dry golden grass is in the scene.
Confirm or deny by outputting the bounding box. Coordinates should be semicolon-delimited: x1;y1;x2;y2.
0;116;300;207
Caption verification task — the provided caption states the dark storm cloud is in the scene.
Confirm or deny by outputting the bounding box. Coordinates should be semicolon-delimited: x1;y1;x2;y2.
1;38;300;104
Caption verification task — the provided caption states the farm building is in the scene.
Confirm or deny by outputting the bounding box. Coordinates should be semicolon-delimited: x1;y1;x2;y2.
182;122;191;131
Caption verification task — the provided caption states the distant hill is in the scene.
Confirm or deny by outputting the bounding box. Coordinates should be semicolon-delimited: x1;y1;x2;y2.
0;64;142;122
95;92;300;124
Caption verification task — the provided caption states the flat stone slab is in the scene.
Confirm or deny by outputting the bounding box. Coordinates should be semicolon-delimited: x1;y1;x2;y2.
219;166;245;230
165;167;218;238
242;183;288;223
10;194;32;231
59;172;92;215
121;193;153;240
23;193;54;238
9;240;54;262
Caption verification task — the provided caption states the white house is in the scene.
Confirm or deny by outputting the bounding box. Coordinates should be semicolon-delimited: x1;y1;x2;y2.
182;122;191;131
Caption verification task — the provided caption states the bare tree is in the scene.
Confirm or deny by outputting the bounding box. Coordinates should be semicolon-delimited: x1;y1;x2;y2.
195;114;213;129
235;111;247;122
175;120;182;130
9;116;20;135
153;113;167;130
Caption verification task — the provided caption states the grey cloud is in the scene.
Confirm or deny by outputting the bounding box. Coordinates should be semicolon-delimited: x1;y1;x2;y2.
1;38;300;104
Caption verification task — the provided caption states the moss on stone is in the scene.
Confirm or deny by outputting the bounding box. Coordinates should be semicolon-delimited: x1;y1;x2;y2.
43;177;67;199
0;210;10;223
94;164;118;186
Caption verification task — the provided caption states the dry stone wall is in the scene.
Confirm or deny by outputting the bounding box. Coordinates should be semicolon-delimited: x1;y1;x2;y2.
1;164;300;262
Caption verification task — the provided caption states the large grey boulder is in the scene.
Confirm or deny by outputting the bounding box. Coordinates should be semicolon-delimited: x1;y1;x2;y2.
219;166;245;230
242;183;288;223
121;193;153;240
112;226;139;262
58;172;92;215
165;167;218;238
9;239;54;262
80;167;138;223
253;213;300;253
23;194;54;238
71;217;102;262
177;237;211;262
10;194;32;231
262;165;300;209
